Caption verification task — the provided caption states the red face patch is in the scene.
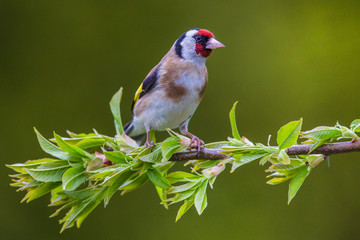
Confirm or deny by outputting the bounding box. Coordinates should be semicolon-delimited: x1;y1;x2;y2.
195;43;212;57
197;29;215;38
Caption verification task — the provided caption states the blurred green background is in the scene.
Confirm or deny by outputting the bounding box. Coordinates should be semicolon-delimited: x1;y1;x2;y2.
1;0;360;239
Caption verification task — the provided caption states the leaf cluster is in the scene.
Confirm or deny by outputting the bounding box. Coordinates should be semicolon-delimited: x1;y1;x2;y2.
7;88;360;232
7;88;221;231
225;104;359;204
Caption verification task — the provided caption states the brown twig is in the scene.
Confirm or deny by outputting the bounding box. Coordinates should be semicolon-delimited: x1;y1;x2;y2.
169;140;360;162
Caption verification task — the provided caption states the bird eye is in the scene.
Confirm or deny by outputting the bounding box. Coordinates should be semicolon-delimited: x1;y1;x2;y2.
194;35;202;42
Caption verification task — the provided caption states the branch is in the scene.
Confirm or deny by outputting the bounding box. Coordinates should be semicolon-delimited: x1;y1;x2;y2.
286;140;360;155
169;140;360;161
8;87;360;231
169;148;228;162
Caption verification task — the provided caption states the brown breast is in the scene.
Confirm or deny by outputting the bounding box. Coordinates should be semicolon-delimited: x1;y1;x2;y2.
158;47;208;103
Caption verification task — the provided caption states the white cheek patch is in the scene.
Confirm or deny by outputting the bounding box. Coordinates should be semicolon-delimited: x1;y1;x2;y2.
181;40;196;60
180;30;207;64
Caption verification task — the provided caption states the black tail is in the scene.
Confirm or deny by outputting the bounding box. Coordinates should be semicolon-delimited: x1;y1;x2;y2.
124;120;133;135
123;120;146;145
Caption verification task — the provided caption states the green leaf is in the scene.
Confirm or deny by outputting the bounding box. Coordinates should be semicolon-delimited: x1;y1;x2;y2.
50;202;74;218
161;136;181;160
266;160;305;173
86;157;104;172
302;126;342;141
277;149;290;165
176;195;195;222
166;171;201;184
88;165;120;179
148;130;156;143
194;180;208;215
139;162;152;176
154;161;175;174
155;185;168;209
339;126;358;139
62;188;93;200
110;87;124;135
75;138;105;150
139;148;163;163
168;180;201;194
277;118;303;149
350;119;360;132
120;173;149;194
259;154;273;166
231;152;268;172
309;140;325;153
60;188;106;232
102;166;131;185
26;164;70;182
104;151;132;164
170;188;197;204
147;168;171;189
34;128;72;160
205;141;230;149
229;101;242;141
227;137;246;147
288;166;311;204
62;165;87;191
266;176;288;185
104;170;133;206
66;131;99;139
100;135;121;151
7;159;67;173
266;159;306;186
54;133;93;159
192;160;220;170
50;185;66;204
22;182;61;203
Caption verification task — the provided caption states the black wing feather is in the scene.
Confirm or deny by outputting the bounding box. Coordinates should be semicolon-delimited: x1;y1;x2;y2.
131;66;160;113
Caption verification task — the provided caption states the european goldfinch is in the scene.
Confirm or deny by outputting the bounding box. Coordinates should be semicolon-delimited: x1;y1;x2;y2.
124;28;225;150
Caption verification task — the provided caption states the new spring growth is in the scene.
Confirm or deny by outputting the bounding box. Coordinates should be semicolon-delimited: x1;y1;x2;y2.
179;136;191;148
202;162;226;178
7;88;360;232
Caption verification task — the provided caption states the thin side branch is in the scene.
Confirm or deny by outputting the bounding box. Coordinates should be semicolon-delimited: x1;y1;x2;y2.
169;140;360;162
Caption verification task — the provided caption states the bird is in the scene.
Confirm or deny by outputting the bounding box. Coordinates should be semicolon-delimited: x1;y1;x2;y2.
124;28;225;150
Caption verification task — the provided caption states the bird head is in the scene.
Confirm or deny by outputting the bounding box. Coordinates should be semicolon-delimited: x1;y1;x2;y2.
175;28;225;63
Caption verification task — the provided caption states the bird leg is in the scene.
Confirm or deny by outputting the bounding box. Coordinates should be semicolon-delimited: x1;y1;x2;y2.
180;125;204;151
144;126;155;150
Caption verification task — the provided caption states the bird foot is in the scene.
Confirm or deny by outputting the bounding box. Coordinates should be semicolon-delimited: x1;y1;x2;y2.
144;140;155;150
189;136;205;151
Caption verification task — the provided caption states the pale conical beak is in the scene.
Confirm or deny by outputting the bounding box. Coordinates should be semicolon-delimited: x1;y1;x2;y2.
206;38;225;49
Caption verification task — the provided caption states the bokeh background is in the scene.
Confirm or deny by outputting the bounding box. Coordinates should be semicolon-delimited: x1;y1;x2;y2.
1;0;360;239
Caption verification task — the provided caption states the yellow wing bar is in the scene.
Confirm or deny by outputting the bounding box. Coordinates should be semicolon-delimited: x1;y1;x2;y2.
133;82;143;104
